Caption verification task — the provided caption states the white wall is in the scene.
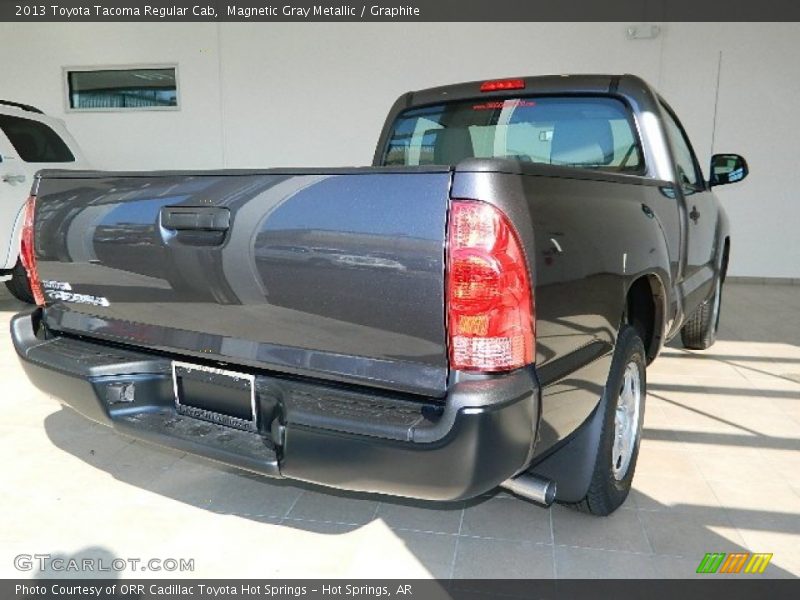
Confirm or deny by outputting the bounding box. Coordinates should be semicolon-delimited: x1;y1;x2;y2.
0;22;798;278
0;23;224;169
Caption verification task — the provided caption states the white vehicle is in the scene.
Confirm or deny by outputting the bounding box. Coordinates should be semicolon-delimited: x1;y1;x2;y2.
0;101;90;302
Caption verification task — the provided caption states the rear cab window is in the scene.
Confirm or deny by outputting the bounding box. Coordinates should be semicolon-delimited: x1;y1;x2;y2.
381;96;643;174
0;114;75;163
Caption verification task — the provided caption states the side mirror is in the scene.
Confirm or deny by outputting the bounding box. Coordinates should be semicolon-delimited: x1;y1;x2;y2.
710;153;748;187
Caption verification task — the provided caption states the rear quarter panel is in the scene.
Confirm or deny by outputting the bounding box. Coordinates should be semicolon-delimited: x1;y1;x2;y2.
452;161;675;455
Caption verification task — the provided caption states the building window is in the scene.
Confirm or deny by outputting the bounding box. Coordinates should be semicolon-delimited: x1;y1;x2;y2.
65;66;179;111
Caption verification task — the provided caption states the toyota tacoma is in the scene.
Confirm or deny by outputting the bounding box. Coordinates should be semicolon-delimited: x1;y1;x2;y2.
11;74;748;515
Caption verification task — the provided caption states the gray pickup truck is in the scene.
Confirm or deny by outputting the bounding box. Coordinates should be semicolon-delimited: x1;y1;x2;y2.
12;74;748;515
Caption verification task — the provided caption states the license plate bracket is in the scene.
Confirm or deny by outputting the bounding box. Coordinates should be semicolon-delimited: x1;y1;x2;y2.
172;361;257;432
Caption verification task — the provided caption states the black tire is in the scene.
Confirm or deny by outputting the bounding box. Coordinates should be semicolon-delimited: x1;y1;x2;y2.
680;276;722;350
572;325;647;516
4;259;34;304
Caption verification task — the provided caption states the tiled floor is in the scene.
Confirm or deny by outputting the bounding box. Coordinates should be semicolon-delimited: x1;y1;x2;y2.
0;283;798;578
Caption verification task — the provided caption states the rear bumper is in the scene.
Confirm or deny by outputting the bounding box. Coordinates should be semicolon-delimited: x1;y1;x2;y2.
12;309;539;501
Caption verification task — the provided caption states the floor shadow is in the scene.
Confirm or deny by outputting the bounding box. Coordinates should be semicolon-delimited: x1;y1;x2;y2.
659;345;800;386
42;403;483;518
659;352;800;365
26;546;122;581
0;289;29;313
643;428;800;451
712;283;800;346
39;404;797;579
649;383;800;400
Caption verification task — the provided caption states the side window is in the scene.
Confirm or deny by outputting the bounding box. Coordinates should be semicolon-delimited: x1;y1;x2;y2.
0;115;75;163
661;104;701;188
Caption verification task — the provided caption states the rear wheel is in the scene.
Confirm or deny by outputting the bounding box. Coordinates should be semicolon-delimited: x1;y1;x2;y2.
572;325;646;516
680;276;722;350
4;259;34;304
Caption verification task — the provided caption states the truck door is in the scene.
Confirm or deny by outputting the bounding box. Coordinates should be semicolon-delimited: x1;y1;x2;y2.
0;125;31;270
660;103;718;312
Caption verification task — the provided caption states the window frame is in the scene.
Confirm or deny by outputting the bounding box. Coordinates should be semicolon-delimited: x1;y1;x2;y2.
379;93;647;176
62;64;181;113
658;100;706;191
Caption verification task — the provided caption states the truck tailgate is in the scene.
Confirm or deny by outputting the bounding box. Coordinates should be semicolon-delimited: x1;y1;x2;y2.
33;169;452;396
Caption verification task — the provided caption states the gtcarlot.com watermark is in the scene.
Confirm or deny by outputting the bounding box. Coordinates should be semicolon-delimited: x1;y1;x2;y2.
14;553;195;573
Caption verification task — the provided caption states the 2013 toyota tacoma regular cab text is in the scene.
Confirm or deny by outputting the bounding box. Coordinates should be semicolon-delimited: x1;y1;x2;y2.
11;75;749;515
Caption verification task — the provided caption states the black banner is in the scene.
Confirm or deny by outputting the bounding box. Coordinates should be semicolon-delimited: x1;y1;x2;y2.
2;0;800;22
4;579;800;600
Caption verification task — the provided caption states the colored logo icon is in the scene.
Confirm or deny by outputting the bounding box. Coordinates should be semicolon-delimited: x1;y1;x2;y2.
696;552;773;574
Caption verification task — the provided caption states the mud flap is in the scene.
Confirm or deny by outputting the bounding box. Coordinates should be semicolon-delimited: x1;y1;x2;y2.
527;392;607;503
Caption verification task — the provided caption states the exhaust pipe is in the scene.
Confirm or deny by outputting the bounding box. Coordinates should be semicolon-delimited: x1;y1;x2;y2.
501;474;557;507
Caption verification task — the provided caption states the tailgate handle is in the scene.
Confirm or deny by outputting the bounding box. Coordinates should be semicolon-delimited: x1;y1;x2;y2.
161;206;230;231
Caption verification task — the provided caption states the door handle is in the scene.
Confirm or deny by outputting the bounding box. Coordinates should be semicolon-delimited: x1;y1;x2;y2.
160;206;230;231
2;174;26;185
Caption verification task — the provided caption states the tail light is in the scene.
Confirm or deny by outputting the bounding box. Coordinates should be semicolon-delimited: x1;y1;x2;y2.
446;200;534;372
20;195;45;306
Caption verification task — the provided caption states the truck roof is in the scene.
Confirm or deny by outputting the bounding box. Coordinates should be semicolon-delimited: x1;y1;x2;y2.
405;74;644;108
372;74;664;174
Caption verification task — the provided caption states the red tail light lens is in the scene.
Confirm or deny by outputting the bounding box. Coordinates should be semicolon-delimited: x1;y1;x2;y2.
20;195;45;306
480;78;525;92
447;200;534;371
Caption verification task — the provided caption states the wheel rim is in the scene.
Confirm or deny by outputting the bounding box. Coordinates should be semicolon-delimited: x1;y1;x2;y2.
612;361;642;480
